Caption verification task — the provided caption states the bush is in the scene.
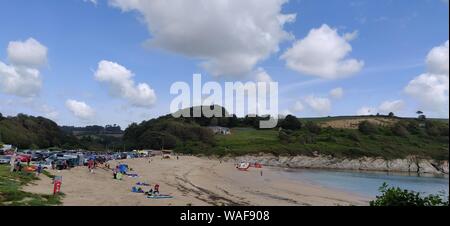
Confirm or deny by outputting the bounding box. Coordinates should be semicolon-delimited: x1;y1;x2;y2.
358;121;378;135
280;115;302;131
305;121;322;134
406;121;421;134
370;183;449;206
346;131;361;142
391;123;410;137
425;121;441;137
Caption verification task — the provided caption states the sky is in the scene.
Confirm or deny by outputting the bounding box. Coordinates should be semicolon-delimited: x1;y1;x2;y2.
0;0;448;128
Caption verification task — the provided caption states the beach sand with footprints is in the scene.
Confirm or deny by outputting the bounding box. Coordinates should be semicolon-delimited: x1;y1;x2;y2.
24;156;369;206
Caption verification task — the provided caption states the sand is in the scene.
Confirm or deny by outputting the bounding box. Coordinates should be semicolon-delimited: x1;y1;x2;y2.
23;156;369;206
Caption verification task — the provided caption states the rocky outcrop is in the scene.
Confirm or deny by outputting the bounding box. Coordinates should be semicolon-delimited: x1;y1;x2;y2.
226;154;449;175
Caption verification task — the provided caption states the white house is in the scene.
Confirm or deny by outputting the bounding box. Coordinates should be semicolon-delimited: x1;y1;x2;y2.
208;126;231;135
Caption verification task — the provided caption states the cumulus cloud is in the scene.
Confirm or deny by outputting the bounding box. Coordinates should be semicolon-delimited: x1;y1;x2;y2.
7;38;48;68
329;87;344;99
304;95;331;115
357;100;405;116
94;60;157;108
253;68;274;83
405;41;449;116
291;101;305;112
281;24;364;79
378;100;406;114
66;99;95;120
0;38;47;97
108;0;295;77
357;106;377;116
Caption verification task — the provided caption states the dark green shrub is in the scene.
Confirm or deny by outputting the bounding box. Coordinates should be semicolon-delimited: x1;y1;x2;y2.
370;183;449;206
280;115;302;131
358;121;378;135
305;121;322;134
391;123;410;137
346;131;361;142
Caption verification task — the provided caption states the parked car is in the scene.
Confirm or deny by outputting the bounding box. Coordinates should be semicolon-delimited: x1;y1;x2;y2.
16;154;31;163
30;161;52;169
0;156;12;164
31;153;44;161
55;159;68;170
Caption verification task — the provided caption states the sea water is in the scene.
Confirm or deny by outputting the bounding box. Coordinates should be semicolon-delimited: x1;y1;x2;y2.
277;168;449;198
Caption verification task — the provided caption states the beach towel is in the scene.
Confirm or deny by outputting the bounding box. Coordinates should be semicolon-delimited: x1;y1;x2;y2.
147;195;173;199
127;173;139;178
131;187;145;193
136;182;150;186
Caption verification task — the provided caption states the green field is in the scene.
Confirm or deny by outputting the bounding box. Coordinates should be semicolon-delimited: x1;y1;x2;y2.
0;166;63;206
209;127;449;160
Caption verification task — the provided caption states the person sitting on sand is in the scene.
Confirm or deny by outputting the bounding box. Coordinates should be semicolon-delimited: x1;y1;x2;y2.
154;184;160;195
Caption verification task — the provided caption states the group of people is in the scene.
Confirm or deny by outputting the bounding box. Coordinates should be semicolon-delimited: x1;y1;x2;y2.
146;184;160;197
9;154;43;176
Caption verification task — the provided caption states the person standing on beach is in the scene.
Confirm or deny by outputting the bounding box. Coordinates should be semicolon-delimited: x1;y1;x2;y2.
36;163;43;176
9;153;16;173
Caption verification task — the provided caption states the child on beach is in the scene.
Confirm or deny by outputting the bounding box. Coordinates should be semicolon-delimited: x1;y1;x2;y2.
36;163;43;176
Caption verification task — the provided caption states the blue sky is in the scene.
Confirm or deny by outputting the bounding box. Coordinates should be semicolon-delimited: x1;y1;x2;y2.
0;0;448;128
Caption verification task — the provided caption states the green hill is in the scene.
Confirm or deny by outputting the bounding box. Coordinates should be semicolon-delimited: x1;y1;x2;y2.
0;114;78;149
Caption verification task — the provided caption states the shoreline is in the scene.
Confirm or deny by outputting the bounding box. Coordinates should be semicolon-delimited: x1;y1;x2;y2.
222;154;449;175
23;156;369;206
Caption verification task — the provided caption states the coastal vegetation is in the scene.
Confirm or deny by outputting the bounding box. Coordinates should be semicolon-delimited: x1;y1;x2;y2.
0;165;63;206
0;106;448;161
370;183;449;206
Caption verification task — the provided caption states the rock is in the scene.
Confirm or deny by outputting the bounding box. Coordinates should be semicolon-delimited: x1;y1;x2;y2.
228;154;449;175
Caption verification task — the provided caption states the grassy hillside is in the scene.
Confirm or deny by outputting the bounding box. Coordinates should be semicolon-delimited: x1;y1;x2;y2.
0;165;63;206
0;114;78;149
208;124;449;160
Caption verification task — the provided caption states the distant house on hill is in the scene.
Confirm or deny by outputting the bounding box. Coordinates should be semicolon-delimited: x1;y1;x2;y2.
208;126;231;135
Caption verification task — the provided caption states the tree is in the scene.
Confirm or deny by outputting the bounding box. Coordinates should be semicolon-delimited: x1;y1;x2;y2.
280;115;302;130
370;183;449;206
416;111;426;121
388;112;395;117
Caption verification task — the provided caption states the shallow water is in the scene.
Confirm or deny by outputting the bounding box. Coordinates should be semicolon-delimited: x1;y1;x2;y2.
276;168;449;198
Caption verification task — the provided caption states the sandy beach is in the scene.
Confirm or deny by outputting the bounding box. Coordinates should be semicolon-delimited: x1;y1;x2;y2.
24;156;369;206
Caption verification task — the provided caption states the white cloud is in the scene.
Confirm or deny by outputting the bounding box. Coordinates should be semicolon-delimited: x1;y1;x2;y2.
281;24;364;79
66;99;95;120
94;60;157;108
357;106;377;116
405;41;449;116
357;100;406;116
253;68;273;83
426;40;449;75
378;100;405;114
0;38;47;97
343;30;359;41
108;0;295;77
329;87;344;99
292;101;305;112
304;95;331;115
84;0;98;5
7;38;47;68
